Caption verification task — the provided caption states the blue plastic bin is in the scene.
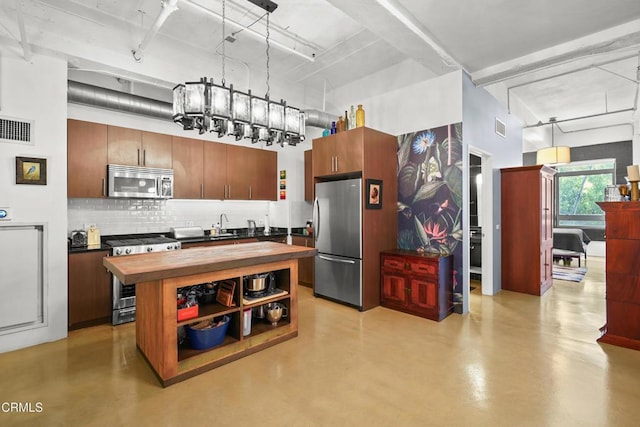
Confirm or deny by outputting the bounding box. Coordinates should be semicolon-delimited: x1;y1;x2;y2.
187;316;230;350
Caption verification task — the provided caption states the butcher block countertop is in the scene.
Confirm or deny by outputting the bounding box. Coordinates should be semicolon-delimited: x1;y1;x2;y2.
104;242;317;285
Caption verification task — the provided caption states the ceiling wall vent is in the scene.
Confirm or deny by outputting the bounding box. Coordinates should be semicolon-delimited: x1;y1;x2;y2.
0;116;34;145
495;118;506;138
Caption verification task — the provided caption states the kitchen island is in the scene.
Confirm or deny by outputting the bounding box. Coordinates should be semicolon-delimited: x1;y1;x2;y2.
104;242;316;386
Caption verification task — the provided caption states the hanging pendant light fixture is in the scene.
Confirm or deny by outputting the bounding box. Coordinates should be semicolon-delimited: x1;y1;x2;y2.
536;118;571;165
171;0;305;145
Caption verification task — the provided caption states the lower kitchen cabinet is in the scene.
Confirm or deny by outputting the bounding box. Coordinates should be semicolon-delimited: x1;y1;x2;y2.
380;250;452;321
68;250;112;330
291;236;314;287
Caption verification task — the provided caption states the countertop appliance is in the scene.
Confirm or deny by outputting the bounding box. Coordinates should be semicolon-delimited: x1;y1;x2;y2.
108;164;174;199
70;230;88;247
106;235;181;325
313;178;363;309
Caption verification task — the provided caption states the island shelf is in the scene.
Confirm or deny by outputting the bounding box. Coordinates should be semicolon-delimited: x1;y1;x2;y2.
104;242;316;386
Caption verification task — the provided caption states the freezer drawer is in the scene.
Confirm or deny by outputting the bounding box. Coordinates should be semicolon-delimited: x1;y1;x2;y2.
314;253;362;308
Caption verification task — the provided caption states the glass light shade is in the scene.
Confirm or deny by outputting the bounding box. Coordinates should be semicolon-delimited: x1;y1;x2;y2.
251;97;269;127
232;91;251;123
210;84;231;118
269;102;285;131
184;82;206;115
285;106;300;135
299;112;306;137
172;84;185;118
536;146;571;165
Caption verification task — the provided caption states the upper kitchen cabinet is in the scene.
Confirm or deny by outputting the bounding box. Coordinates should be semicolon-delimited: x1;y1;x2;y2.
203;141;228;200
226;145;277;201
68;119;108;198
251;149;277;201
312;128;365;177
107;126;172;169
172;136;204;199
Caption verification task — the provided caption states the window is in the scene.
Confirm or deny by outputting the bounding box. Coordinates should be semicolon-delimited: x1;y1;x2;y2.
555;159;615;229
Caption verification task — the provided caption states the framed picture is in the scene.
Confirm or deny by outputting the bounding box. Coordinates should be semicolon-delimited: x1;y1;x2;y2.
365;179;382;209
16;157;47;185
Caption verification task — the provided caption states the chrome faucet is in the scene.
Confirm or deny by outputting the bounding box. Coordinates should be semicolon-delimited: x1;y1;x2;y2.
219;213;229;232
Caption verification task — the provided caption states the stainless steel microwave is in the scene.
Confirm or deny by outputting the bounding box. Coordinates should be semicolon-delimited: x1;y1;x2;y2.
107;164;174;199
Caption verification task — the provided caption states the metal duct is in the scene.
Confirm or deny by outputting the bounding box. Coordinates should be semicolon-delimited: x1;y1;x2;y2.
68;80;334;129
67;81;173;121
303;109;335;129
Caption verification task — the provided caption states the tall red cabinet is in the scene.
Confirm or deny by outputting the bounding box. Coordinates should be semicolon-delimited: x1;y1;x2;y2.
501;165;556;296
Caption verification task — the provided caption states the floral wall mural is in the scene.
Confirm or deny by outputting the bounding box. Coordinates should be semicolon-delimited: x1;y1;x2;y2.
397;123;463;307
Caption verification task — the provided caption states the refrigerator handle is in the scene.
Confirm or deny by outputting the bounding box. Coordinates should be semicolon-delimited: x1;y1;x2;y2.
312;197;320;243
318;255;356;264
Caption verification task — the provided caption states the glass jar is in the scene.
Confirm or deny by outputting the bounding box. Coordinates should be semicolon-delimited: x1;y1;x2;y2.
356;104;365;127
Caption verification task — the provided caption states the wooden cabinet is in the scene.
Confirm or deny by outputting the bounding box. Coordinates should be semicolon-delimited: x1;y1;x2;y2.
203;141;228;199
596;202;640;351
172;136;204;199
501;165;556;296
292;235;314;287
312;129;363;177
380;250;453;321
68;250;111;330
304;150;313;201
67;119;108;198
251;149;277;201
226;145;277;200
313;127;398;310
107;126;172;168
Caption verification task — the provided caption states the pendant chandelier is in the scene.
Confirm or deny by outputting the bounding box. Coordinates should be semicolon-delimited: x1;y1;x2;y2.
536;118;571;165
171;0;305;146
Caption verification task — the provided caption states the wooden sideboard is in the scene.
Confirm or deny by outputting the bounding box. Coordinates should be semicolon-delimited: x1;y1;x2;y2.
596;202;640;351
380;250;453;321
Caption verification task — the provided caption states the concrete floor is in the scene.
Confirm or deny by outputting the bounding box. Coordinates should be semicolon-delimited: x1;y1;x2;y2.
1;256;639;426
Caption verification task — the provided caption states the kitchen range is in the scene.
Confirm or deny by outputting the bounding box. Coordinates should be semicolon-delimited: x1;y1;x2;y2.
105;235;182;325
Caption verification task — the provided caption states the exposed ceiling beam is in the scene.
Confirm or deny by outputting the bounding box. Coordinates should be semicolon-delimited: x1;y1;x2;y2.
15;0;32;61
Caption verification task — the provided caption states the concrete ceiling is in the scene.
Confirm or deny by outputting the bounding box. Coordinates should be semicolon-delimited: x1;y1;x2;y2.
2;0;640;147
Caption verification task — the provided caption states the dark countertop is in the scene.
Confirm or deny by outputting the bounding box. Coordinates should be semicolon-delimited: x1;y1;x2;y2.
68;228;289;254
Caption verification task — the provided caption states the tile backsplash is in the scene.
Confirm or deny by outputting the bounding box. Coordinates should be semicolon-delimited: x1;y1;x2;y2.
68;198;272;235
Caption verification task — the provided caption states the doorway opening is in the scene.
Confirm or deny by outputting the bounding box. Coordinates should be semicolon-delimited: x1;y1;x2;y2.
465;146;494;312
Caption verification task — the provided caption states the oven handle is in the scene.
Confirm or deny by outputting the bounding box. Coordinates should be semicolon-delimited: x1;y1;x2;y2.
118;307;136;314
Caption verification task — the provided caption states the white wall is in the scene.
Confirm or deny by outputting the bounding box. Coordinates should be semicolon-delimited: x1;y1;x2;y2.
0;51;68;352
330;69;463;136
462;72;524;301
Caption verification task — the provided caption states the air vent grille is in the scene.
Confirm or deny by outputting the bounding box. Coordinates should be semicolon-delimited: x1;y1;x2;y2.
0;116;34;145
495;118;506;138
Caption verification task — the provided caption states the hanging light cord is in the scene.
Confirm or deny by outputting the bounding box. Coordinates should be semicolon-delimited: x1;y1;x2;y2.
221;0;226;85
266;13;270;99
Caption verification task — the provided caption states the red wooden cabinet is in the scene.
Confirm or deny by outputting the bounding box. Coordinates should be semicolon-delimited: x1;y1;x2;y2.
381;250;452;321
596;202;640;351
501;165;556;296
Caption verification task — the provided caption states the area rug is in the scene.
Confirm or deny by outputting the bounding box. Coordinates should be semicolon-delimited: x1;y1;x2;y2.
553;265;587;283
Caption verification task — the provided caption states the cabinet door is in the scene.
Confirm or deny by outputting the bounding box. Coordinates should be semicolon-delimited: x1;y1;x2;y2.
203;141;227;199
292;236;314;286
408;276;437;311
304;150;313;201
172;136;204;199
226;145;252;200
381;271;407;304
312;137;335;177
68;251;112;329
107;125;142;166
251;149;277;200
67;119;108;198
334;131;363;174
141;131;172;168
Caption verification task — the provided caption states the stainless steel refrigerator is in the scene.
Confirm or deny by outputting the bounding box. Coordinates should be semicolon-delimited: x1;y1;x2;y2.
313;178;363;309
